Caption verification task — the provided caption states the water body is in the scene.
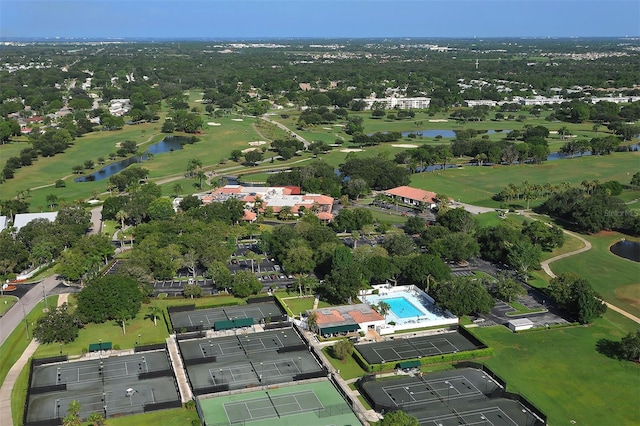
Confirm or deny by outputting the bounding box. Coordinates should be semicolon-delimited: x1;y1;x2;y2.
401;129;508;138
610;240;640;262
74;136;187;182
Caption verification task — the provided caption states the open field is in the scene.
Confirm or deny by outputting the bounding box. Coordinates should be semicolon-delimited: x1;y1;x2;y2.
34;294;243;358
4;102;632;213
410;152;640;208
471;312;640;426
547;231;640;315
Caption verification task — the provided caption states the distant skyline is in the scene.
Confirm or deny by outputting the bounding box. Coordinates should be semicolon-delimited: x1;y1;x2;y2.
2;0;639;40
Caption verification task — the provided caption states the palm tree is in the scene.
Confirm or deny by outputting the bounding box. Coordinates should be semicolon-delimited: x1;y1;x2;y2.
114;310;129;335
195;170;206;190
278;206;294;221
115;209;128;230
148;305;162;326
246;250;262;273
46;194;58;210
172;183;183;197
376;301;390;321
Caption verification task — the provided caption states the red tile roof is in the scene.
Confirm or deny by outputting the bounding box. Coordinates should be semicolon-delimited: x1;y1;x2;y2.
384;186;437;203
350;309;384;323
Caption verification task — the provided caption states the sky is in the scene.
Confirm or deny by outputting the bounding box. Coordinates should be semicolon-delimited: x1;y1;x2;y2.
1;0;639;40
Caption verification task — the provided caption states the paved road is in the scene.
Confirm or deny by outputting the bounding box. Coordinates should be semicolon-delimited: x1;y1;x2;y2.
0;275;67;345
260;115;310;148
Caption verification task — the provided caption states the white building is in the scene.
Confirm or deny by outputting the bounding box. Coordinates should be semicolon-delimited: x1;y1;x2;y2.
354;96;431;110
13;212;58;232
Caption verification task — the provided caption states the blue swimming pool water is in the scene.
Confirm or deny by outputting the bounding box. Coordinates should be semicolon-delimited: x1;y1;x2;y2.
384;297;423;319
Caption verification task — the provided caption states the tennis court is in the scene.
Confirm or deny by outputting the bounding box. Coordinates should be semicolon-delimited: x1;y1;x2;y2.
198;380;359;426
356;331;482;364
179;328;327;394
178;328;305;361
360;368;542;426
24;350;181;425
170;301;283;331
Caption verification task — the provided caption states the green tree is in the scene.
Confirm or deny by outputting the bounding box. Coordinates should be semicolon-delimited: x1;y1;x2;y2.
146;198;175;221
282;242;315;275
33;303;82;344
76;275;142;324
380;410;419;426
437;207;477;233
506;239;541;280
382;232;416;256
63;400;82;426
619;330;640;362
183;284;204;299
404;216;426;235
231;270;262;297
547;273;606;324
493;274;526;303
434;276;494;316
376;301;390;320
332;339;354;360
207;260;234;290
147;305;162;326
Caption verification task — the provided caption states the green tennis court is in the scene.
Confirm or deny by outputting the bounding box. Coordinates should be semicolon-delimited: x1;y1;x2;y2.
198;380;359;426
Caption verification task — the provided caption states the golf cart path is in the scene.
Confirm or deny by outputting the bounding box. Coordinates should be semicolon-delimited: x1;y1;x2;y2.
0;293;69;426
521;211;640;324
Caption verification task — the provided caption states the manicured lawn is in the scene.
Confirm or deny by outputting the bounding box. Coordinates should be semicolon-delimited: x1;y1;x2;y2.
280;296;331;317
547;231;640;315
539;227;586;262
322;346;367;380
35;294;243;357
409;152;640;208
98;407;200;426
470;312;640;426
474;211;528;229
0;297;58;387
0;295;18;316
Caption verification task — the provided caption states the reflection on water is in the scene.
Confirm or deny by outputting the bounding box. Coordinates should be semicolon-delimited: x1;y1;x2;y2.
74;136;189;182
610;240;640;263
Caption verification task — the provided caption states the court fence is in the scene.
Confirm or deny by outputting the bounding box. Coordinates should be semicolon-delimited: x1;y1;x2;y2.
247;295;275;304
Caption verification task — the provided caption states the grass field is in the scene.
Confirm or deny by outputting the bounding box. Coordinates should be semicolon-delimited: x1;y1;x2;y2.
471;311;640;426
322;346;368;380
34;294;243;357
410;152;640;208
280;296;331;316
0;295;18;316
546;231;640;315
96;407;199;426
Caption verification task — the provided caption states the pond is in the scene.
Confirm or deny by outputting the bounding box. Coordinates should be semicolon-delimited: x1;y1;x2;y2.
401;129;509;138
610;240;640;262
74;136;190;182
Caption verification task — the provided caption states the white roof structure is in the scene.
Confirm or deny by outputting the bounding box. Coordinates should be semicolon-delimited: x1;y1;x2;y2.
13;212;58;232
0;216;7;232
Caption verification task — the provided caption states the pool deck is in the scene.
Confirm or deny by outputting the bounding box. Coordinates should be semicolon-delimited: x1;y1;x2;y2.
360;285;458;334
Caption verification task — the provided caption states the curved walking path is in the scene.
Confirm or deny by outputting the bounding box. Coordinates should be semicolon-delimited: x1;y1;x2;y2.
521;211;640;324
0;293;69;426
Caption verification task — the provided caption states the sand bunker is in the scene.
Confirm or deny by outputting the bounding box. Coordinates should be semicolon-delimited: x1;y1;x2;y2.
391;144;418;148
207;122;221;126
340;148;364;153
231;118;244;122
241;147;259;153
248;141;267;146
428;119;449;122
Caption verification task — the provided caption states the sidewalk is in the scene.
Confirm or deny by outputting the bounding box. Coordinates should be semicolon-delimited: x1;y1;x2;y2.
0;293;69;426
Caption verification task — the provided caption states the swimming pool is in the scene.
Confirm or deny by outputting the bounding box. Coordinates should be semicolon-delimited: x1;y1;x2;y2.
384;297;423;319
361;285;458;332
